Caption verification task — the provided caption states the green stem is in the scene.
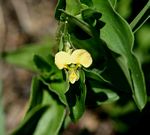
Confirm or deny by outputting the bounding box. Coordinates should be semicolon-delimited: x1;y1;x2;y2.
133;15;150;33
130;0;150;30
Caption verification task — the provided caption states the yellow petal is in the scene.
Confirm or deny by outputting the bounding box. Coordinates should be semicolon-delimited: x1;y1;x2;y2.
71;49;92;68
68;69;79;84
55;51;71;69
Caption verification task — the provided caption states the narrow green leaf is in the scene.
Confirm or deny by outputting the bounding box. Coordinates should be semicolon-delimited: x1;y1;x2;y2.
84;68;110;84
93;0;133;55
11;105;49;135
26;77;43;113
92;87;119;105
66;70;86;121
92;0;147;109
1;38;54;72
87;78;120;106
34;90;66;135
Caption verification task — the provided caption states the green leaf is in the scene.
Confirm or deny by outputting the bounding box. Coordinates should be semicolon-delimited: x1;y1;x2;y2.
84;68;110;84
92;0;147;109
87;78;120;106
33;54;62;82
34;54;69;105
11;79;66;135
33;54;58;79
11;105;49;135
92;87;119;105
0;80;5;135
1;38;54;72
33;90;66;135
26;77;43;113
55;0;66;20
40;71;69;105
33;55;53;73
48;81;68;105
66;70;86;122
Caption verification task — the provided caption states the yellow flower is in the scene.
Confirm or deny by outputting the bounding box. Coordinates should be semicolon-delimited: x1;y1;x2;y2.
55;49;92;84
71;49;93;68
68;69;79;84
54;51;71;69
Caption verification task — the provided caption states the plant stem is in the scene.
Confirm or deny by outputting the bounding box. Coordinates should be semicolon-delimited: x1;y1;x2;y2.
130;0;150;30
133;15;150;33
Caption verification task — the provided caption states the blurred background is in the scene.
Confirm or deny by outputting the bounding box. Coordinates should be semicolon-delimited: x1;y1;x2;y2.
0;0;150;135
0;0;57;134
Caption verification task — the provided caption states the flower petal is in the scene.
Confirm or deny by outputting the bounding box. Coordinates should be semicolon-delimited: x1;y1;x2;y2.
55;51;71;69
71;49;92;68
68;69;79;84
